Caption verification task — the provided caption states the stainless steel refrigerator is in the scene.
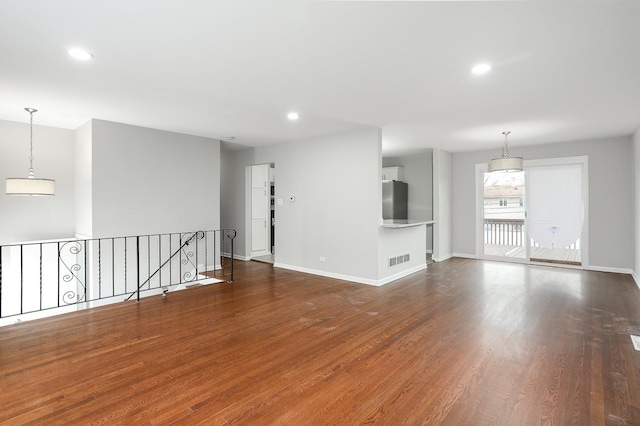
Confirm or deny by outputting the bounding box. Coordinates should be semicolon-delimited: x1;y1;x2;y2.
382;180;408;220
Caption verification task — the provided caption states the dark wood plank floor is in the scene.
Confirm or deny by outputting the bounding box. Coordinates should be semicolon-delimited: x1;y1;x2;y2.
1;258;640;425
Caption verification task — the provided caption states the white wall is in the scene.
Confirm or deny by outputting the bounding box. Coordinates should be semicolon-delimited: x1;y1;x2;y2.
255;128;382;282
75;120;92;238
378;226;427;284
0;119;75;244
452;135;633;271
433;149;453;261
90;119;220;238
221;127;382;283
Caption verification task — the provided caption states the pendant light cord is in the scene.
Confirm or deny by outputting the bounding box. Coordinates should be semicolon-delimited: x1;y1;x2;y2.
25;107;37;178
502;131;511;159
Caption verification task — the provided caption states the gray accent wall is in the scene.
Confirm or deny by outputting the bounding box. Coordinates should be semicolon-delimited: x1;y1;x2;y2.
452;135;633;270
0;119;75;244
89;120;220;238
382;150;433;221
383;150;434;253
220;142;255;258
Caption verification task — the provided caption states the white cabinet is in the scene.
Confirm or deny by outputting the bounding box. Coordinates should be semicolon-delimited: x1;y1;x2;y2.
382;166;404;181
252;164;269;189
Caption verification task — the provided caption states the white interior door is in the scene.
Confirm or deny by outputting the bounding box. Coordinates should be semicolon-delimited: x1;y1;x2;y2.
250;164;270;257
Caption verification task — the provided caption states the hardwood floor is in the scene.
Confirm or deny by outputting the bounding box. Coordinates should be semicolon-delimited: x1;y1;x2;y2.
1;258;640;424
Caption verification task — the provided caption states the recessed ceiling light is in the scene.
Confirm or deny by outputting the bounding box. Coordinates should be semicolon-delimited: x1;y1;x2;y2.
287;112;299;120
471;63;492;75
68;48;94;61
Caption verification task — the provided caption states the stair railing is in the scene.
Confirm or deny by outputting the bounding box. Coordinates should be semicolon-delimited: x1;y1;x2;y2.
0;228;236;324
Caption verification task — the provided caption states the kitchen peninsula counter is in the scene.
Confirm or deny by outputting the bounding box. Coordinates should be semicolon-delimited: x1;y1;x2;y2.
381;219;435;229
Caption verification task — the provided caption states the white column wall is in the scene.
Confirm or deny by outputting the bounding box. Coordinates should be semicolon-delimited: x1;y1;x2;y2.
75;120;92;238
433;149;453;262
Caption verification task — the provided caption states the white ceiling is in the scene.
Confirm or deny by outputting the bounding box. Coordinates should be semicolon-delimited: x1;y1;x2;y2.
1;1;639;155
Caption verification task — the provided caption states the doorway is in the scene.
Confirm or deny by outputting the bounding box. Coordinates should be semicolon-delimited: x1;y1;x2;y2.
249;163;275;263
478;156;588;267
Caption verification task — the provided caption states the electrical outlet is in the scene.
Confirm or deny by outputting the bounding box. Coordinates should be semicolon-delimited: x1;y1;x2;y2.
319;256;326;262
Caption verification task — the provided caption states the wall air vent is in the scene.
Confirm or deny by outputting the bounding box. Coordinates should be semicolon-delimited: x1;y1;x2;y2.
389;253;411;268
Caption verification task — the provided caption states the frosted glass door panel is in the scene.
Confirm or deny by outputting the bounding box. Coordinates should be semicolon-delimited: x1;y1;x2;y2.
527;164;582;265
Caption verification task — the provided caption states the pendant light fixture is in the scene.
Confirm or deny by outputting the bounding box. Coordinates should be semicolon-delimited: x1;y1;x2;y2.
6;108;55;196
488;131;523;173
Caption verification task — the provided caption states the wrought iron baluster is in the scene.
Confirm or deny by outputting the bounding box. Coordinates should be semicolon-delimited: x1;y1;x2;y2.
1;246;3;318
39;243;43;311
158;234;162;288
84;241;87;302
205;231;208;278
125;238;128;292
147;235;151;290
214;231;218;278
170;233;173;285
195;233;199;279
57;242;61;307
227;229;236;283
98;239;102;299
112;238;115;297
136;236;140;303
20;245;23;314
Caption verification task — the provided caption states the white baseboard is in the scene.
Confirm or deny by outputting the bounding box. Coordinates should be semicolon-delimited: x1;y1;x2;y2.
451;252;475;260
273;262;428;287
585;265;633;275
274;263;379;286
633;271;640;290
222;252;250;261
378;264;428;286
433;253;456;262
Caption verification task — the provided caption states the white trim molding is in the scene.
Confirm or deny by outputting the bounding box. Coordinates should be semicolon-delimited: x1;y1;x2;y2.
273;262;428;286
586;265;633;275
451;253;475;260
378;264;428;286
632;271;640;290
223;252;250;261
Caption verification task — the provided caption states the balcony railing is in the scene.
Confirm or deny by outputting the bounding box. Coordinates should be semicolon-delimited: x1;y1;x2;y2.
0;229;236;323
484;219;581;264
484;219;525;246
